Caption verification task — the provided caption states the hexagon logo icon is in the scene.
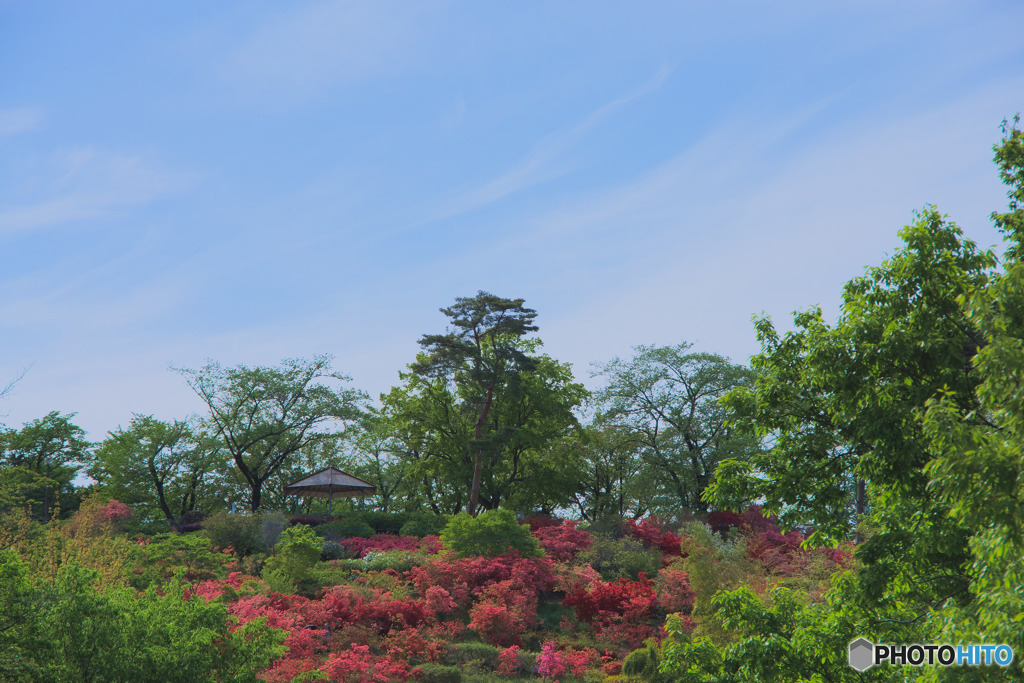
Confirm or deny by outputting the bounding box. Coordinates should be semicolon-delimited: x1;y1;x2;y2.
849;638;875;671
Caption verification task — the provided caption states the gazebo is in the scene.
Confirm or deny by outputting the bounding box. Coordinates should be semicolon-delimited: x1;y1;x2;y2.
283;467;376;516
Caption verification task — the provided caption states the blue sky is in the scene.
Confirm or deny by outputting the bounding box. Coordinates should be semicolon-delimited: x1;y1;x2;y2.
2;1;1023;441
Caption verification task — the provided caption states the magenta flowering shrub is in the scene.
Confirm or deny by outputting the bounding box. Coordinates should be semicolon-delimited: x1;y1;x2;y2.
341;533;441;558
536;641;599;679
100;499;135;524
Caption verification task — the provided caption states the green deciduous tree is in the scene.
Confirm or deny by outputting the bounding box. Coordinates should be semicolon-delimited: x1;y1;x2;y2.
568;424;649;521
90;415;229;526
177;355;367;512
710;207;994;625
915;119;1024;679
383;341;586;515
0;412;90;520
593;344;757;514
345;411;413;513
700;122;1024;682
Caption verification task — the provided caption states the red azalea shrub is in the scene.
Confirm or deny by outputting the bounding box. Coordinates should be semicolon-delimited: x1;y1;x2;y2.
228;593;328;681
742;522;803;561
318;585;428;636
423;620;468;642
468;579;539;646
423;585;457;616
100;499;135;524
655;568;695;614
187;571;263;602
409;552;554;605
342;534;440;558
288;515;329;527
533;520;592;563
706;509;744;536
818;545;854;567
624;517;682;558
382;627;445;663
497;645;521;676
563;573;660;649
319;644;415;683
525;513;561;531
563;574;656;623
739;504;776;531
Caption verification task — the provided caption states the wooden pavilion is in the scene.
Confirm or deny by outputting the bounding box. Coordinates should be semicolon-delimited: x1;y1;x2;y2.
283;467;376;516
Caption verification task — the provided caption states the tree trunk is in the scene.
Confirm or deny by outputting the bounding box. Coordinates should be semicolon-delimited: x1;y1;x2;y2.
855;478;867;544
43;461;51;523
250;479;264;513
466;385;495;516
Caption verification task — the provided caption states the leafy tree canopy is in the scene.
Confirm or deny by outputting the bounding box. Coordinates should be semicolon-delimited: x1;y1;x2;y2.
177;355;367;512
594;343;758;514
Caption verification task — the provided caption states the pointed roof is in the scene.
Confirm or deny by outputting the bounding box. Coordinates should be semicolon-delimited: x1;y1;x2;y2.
283;467;377;498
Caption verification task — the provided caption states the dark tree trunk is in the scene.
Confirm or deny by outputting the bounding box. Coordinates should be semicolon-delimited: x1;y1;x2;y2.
466;385;494;516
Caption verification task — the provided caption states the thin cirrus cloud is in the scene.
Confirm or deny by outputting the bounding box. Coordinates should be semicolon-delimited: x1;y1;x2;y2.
0;107;44;137
420;64;674;225
218;0;438;103
0;147;188;237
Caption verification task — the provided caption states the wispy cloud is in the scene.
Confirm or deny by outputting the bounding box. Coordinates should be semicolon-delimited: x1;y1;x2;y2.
220;0;437;102
0;107;44;137
433;64;672;220
0;148;187;236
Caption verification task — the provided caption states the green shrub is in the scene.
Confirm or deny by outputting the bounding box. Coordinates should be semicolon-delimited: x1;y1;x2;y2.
130;533;230;590
262;524;323;592
444;642;499;668
320;540;346;561
440;509;541;558
360;510;411;534
335;550;426;573
238;551;267;577
202;511;262;556
582;533;660;581
258;510;288;552
306;564;352;591
314;515;374;540
622;641;664;682
400;511;449;538
581;512;628;535
415;663;462;683
679;522;758;643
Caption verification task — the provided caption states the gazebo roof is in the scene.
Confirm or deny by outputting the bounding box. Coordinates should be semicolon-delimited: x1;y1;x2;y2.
283;467;376;498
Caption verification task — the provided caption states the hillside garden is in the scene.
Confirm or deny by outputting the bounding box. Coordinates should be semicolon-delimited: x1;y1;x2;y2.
0;121;1022;681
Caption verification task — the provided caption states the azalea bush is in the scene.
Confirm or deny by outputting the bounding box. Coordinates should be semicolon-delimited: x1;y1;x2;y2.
533;520;592;563
341;533;441;558
536;640;599;680
624;517;682;558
